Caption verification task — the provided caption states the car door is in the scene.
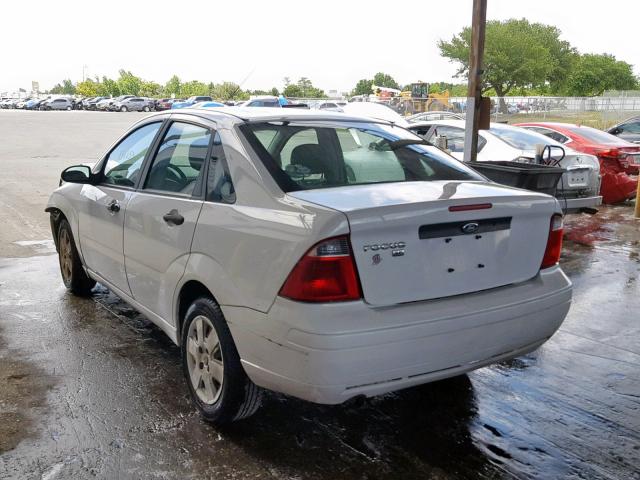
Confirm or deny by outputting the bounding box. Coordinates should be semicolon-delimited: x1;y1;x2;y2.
78;121;164;295
123;117;212;320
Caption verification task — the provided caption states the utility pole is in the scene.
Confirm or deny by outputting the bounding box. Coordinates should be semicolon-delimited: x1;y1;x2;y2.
82;65;88;82
463;0;488;163
635;177;640;218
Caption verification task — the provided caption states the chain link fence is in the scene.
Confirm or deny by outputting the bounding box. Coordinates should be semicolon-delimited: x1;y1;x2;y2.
291;95;640;130
448;96;640;128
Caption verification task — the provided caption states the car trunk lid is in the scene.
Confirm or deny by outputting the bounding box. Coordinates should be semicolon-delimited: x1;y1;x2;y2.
289;181;558;307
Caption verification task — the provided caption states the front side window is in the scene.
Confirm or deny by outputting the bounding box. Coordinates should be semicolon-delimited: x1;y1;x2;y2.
103;122;162;187
241;122;483;192
144;122;211;196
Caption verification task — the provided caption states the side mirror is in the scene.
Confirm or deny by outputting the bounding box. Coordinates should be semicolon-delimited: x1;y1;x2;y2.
61;165;92;184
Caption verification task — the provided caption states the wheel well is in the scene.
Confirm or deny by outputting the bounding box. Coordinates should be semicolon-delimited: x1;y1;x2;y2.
177;280;215;341
45;207;67;252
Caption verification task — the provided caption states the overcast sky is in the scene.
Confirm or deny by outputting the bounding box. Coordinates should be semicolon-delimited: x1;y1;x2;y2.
1;0;638;94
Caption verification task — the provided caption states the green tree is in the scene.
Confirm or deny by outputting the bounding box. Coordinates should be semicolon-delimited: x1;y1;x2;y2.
76;79;98;97
270;87;279;96
439;19;576;109
96;76;120;97
283;84;302;97
282;77;326;98
164;75;182;96
352;79;373;96
140;80;162;98
180;80;210;97
63;79;76;95
51;79;76;95
566;54;638;96
116;70;142;95
211;82;245;100
372;72;400;90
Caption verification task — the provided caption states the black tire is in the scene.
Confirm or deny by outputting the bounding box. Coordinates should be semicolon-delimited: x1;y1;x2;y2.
181;297;262;425
120;106;127;112
57;218;96;295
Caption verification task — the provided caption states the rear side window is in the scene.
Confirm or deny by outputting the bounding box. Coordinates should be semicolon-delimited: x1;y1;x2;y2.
103;122;162;187
144;122;211;196
618;122;640;134
490;125;560;150
241;122;482;192
525;127;570;144
567;125;630;143
206;132;235;204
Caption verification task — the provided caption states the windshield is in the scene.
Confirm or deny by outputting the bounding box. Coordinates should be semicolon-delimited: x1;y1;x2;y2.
490;125;561;150
565;125;626;145
241;121;483;192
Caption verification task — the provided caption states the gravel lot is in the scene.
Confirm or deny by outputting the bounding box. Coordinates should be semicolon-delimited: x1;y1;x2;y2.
1;110;639;480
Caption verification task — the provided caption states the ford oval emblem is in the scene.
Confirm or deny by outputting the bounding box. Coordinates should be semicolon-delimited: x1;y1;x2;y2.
461;222;479;234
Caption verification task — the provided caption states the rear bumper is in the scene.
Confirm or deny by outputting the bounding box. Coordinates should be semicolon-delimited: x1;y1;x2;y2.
224;267;572;404
558;195;602;212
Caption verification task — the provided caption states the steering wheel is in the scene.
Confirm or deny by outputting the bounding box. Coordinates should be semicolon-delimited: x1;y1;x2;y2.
164;164;188;190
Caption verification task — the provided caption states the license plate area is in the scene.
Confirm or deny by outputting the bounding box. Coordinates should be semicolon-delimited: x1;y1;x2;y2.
566;168;590;188
419;217;512;239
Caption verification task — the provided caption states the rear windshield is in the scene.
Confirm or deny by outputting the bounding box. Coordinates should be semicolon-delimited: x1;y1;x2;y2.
490;125;562;150
240;121;483;192
565;125;625;144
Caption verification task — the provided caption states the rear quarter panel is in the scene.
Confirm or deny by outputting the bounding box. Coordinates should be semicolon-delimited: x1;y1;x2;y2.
179;125;350;315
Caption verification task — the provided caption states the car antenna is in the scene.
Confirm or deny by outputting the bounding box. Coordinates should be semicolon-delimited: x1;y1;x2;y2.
228;67;256;100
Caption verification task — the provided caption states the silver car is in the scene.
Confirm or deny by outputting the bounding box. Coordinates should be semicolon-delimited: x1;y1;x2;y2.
44;98;73;111
114;97;154;112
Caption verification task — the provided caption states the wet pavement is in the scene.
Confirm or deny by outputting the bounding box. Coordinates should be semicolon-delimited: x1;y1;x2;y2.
1;111;639;479
0;206;638;479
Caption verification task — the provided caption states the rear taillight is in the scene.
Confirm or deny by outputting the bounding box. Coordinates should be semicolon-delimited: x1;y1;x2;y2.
541;214;563;269
598;148;628;168
279;236;362;302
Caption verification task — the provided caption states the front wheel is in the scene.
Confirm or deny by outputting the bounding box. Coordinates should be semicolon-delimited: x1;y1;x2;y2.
66;106;72;111
120;106;127;112
143;105;150;112
181;297;262;425
57;219;96;295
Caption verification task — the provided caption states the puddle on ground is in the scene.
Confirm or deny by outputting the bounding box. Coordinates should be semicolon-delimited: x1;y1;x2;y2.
0;324;56;454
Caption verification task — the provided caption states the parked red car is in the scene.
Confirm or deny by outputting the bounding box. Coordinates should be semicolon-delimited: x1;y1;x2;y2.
155;98;184;111
516;122;639;204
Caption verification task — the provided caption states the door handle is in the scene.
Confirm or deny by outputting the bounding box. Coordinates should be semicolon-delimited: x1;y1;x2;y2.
106;199;120;213
163;209;184;225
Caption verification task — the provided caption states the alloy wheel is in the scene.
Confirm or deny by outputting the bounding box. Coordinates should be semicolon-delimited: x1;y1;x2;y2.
186;315;224;404
59;228;73;284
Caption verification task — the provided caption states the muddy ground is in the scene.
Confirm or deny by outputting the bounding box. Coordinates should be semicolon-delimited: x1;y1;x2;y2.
0;110;639;479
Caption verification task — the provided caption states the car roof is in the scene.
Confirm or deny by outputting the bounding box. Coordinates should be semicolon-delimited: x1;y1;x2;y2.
143;106;396;126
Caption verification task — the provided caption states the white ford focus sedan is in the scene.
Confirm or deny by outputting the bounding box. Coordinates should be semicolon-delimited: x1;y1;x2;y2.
47;108;572;424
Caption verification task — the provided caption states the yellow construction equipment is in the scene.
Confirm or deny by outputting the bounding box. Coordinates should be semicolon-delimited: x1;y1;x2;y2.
399;82;452;114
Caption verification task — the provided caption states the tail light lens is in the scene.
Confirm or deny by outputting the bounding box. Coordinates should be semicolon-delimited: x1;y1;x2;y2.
279;236;362;302
541;214;563;269
598;148;629;168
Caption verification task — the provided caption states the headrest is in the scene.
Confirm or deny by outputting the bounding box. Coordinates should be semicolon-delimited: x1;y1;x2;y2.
290;144;328;175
